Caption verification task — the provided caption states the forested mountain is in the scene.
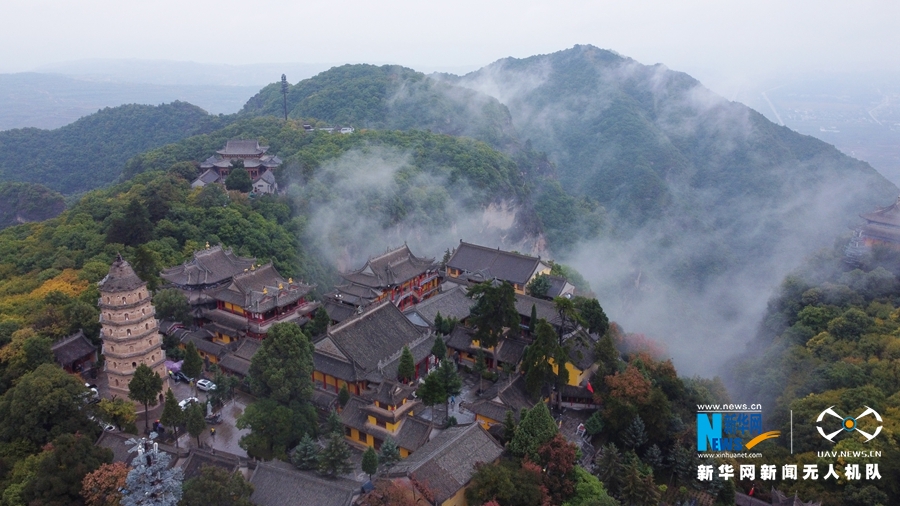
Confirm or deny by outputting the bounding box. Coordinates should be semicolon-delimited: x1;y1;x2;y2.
448;44;897;227
241;64;519;150
0;182;65;230
0;101;232;194
731;245;900;505
123;117;587;262
436;45;900;372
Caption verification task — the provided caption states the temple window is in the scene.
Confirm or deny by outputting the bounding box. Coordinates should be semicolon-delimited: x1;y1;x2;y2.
126;329;131;336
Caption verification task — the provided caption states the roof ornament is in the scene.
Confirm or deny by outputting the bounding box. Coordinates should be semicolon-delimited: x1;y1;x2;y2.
205;242;210;249
288;277;293;284
251;264;256;271
278;283;284;290
263;287;268;295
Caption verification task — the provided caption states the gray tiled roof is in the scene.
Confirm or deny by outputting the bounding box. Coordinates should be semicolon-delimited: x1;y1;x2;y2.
217;140;268;156
403;285;472;326
514;293;561;326
361;380;417;407
389;424;504;504
339;398;431;452
218;336;260;375
179;448;240;480
249;460;358;506
51;330;97;366
160;245;255;287
319;302;426;375
445;325;474;351
447;242;546;286
494;337;528;365
183;331;228;358
99;254;145;293
564;330;599;370
207;263;313;313
322;300;358;324
545;275;575;298
340;245;436;289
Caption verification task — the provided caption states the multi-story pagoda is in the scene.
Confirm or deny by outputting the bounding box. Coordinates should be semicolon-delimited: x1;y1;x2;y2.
323;245;439;322
192;140;282;194
99;254;168;402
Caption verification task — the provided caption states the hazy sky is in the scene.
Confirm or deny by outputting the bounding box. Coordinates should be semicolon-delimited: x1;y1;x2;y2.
4;0;899;91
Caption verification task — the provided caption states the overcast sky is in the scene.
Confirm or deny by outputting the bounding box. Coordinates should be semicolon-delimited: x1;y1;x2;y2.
3;0;899;93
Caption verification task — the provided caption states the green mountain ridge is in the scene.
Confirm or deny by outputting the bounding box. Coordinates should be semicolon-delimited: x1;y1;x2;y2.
0;101;232;195
241;64;519;150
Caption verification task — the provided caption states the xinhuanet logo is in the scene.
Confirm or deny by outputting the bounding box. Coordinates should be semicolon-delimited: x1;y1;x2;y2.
697;405;779;453
816;405;882;443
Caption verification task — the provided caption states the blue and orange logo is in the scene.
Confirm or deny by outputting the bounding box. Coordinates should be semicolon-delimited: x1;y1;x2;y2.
697;409;780;451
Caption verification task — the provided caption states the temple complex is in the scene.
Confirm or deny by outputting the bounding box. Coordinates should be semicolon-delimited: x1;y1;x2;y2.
323;245;439;322
99;254;168;402
192;140;282;194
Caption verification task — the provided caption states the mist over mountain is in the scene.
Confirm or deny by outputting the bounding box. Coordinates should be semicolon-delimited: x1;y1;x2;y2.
2;45;895;376
442;45;899;373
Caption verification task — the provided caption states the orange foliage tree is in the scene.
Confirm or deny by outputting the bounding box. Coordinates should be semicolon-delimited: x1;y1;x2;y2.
81;461;129;506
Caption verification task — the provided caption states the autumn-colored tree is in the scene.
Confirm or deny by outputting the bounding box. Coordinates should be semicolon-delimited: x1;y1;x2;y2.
605;364;651;405
358;480;418;506
82;462;129;506
537;433;577;505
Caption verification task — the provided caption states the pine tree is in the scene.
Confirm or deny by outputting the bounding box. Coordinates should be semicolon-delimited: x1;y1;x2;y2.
502;410;517;444
362;446;379;480
430;335;447;361
128;364;163;433
122;441;183;506
584;410;604;436
291;434;320;470
379;437;401;467
436;359;462;421
318;432;353;477
159;389;183;447
308;307;330;337
397;346;415;383
417;372;445;428
508;402;558;461
643;443;663;472
594;443;622;496
529;304;538;335
337;384;350;408
621;416;647;451
325;409;343;435
474;348;487;394
185;403;206;447
182;342;203;380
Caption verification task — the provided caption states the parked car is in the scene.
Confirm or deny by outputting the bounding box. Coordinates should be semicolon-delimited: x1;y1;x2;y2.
196;379;216;392
178;397;199;410
173;371;192;383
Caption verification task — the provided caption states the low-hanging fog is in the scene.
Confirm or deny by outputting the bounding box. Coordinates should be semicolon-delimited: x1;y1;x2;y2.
450;46;898;377
287;46;898;380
